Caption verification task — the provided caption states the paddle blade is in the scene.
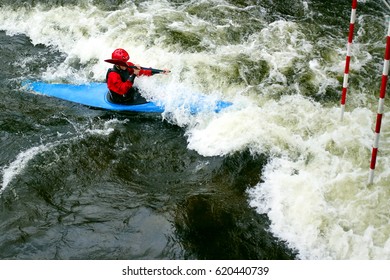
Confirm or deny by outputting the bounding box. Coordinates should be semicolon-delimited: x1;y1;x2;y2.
104;59;128;67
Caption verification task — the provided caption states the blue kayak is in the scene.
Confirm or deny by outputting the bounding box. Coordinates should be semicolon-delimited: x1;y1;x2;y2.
23;81;232;113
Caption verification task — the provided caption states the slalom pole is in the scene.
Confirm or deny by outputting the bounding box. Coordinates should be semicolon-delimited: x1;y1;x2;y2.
340;0;358;121
368;20;390;185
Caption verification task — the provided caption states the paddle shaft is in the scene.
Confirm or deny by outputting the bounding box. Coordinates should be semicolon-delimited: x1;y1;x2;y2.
127;65;169;74
104;59;170;74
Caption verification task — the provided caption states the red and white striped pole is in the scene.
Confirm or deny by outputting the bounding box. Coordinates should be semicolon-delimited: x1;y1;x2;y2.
368;21;390;185
340;0;358;121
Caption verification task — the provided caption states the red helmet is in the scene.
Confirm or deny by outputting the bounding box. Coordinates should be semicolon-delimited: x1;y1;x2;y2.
111;48;129;63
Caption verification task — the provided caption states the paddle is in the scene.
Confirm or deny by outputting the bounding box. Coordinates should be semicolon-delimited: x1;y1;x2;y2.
104;59;170;74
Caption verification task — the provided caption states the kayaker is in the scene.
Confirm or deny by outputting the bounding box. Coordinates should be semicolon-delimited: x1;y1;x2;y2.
105;48;169;104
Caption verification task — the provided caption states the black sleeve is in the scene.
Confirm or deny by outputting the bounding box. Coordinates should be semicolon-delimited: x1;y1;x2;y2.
127;74;136;83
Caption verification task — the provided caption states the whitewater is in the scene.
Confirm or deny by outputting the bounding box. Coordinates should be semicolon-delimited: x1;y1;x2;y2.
1;0;390;259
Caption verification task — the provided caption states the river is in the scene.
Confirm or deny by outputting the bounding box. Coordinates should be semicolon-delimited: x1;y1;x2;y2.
0;0;389;260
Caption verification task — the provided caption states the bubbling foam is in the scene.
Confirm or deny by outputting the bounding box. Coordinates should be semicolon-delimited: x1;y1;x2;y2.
1;1;390;259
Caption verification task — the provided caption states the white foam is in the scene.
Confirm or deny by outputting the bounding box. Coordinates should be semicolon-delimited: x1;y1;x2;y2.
1;2;390;259
246;107;390;259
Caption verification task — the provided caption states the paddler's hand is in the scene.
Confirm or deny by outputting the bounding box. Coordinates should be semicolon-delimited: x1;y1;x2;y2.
162;68;170;75
133;64;141;75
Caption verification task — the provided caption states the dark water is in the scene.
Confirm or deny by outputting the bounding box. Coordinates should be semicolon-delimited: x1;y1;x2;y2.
0;31;294;260
1;0;389;260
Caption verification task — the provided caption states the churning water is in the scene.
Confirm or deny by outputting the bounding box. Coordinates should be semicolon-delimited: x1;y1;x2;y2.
0;0;390;259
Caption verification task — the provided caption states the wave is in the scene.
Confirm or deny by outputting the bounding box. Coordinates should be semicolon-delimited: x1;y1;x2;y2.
1;0;390;259
0;116;125;195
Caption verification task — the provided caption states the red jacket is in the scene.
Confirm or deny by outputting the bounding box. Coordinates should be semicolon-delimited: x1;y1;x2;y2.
106;62;152;95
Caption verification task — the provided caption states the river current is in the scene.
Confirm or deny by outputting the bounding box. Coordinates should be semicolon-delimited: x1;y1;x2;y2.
0;0;390;260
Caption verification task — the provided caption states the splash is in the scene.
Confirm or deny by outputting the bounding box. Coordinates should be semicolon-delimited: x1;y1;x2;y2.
0;118;122;195
1;1;390;259
1;144;53;194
